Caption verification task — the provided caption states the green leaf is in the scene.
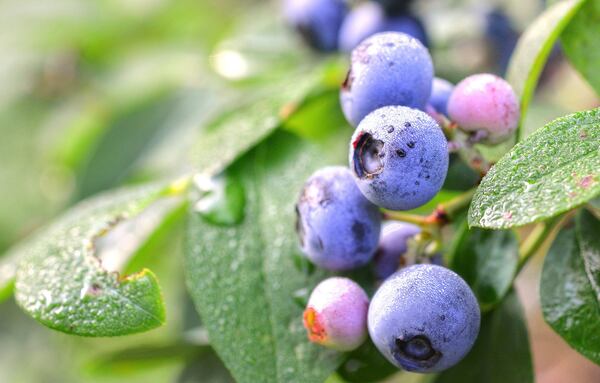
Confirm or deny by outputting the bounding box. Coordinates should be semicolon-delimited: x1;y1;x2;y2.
541;214;600;365
435;290;533;383
177;350;235;383
190;61;343;177
336;339;397;383
13;182;186;336
87;342;203;376
185;131;349;383
450;225;519;311
74;90;189;199
469;108;600;229
506;0;586;140
562;0;600;97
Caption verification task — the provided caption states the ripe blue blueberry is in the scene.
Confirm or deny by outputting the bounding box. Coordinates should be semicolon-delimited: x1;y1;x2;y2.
340;32;434;127
283;0;348;52
368;264;480;372
428;77;454;117
303;277;369;351
349;106;448;211
338;2;428;52
373;222;420;280
296;166;382;271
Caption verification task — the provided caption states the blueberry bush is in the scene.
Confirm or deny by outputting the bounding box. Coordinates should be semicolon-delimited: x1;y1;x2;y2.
0;0;599;382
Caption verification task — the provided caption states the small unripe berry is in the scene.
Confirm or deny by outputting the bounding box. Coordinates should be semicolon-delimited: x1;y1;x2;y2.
447;73;520;144
303;277;369;351
368;265;480;372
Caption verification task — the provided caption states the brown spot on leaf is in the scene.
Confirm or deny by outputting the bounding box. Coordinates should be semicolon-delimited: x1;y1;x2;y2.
579;175;594;189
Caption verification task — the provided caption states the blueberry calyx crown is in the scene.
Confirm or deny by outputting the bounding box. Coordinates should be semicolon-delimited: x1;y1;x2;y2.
353;132;385;179
392;335;442;370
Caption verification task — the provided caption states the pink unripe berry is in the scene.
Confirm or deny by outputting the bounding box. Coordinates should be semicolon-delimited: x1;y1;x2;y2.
303;277;369;351
447;73;520;144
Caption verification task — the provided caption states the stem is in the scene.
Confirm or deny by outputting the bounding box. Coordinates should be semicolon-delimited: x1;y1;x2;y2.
517;215;563;272
382;211;430;226
383;188;476;226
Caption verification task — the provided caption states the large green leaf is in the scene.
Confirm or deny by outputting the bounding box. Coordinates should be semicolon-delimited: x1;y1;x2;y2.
541;214;600;365
469;108;600;229
506;0;586;140
562;0;600;97
189;60;344;176
450;225;519;311
14;182;187;336
435;291;533;383
185;131;349;383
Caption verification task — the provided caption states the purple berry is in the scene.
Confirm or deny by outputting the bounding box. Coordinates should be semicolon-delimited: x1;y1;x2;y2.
349;106;448;211
373;222;421;279
296;166;381;271
340;32;434;127
429;77;454;117
283;0;348;52
368;265;480;372
447;73;520;144
338;2;428;52
303;277;369;351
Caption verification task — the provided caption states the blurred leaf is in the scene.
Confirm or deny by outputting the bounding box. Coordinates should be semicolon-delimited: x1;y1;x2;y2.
190;61;341;177
87;342;203;376
435;290;533;383
74;89;191;199
450;225;518;311
337;339;397;383
469;108;600;229
541;215;600;364
506;0;586;140
185;131;349;383
562;0;600;97
442;155;480;191
177;350;235;383
13;181;189;336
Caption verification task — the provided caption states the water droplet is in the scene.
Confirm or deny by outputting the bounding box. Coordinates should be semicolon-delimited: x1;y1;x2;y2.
193;172;246;226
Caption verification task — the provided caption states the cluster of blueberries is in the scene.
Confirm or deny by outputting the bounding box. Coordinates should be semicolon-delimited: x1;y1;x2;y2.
290;2;521;373
283;0;426;53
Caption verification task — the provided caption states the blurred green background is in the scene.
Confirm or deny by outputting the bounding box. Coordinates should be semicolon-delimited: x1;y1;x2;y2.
0;0;598;382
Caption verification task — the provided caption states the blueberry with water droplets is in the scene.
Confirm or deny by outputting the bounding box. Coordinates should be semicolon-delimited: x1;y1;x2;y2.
340;32;433;127
368;264;480;372
373;222;420;279
349;106;448;211
338;2;428;52
296;166;381;271
283;0;348;52
303;277;369;351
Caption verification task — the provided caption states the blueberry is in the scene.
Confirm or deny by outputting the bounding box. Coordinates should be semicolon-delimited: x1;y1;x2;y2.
485;8;518;75
338;2;428;52
368;264;480;372
349;106;448;211
373;222;420;279
429;77;454;117
340;32;433;127
296;166;382;271
447;73;520;144
303;277;369;351
283;0;348;52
